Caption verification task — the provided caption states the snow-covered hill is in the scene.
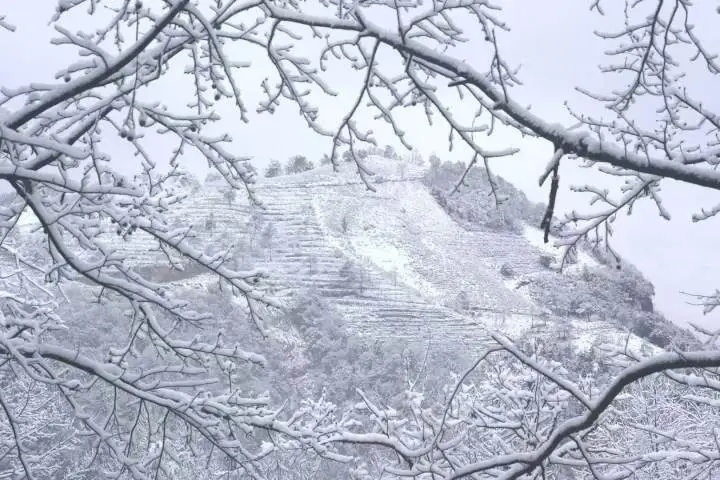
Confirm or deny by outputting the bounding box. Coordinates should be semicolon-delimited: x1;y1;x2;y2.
3;156;694;357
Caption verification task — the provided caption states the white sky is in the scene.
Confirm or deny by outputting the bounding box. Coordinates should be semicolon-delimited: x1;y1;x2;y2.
1;0;719;330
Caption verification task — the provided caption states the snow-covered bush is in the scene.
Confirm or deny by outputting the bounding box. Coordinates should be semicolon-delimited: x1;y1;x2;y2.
500;262;516;278
264;159;283;177
285;155;315;174
426;162;546;234
520;265;697;349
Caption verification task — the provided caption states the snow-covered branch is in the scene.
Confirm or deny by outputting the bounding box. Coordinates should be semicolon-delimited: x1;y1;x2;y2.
1;0;719;477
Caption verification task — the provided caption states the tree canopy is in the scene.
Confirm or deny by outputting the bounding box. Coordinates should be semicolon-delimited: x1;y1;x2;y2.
1;1;720;478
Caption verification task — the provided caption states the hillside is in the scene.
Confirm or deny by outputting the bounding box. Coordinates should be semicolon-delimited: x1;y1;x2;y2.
1;154;706;479
6;155;693;355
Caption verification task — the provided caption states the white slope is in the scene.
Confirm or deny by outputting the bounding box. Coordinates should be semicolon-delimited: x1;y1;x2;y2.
251;157;656;355
2;156;659;357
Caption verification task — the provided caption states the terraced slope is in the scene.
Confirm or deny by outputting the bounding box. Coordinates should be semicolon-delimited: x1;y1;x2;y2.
1;157;659;354
252;182;487;344
308;180;541;315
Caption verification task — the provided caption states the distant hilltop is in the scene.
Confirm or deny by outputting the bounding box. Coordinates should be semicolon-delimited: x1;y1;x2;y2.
3;154;697;355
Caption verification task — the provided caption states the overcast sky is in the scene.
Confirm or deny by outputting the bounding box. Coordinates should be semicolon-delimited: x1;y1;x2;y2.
2;0;719;330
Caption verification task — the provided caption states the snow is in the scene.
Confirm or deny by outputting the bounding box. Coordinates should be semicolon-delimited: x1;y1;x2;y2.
352;240;441;300
0;126;89;158
523;225;600;270
8;157;659;355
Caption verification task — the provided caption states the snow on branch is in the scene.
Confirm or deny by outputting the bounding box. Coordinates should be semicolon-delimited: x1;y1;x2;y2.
2;0;720;477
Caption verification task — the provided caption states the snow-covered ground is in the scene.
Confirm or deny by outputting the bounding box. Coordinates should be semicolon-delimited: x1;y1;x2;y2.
3;156;659;355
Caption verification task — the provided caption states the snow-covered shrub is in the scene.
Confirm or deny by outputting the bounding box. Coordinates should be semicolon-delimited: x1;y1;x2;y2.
264;159;283;177
520;266;697;349
500;262;516;278
539;254;554;269
339;259;366;294
285;155;315;174
222;186;236;205
425;163;545;234
455;290;470;310
272;295;462;404
203;171;224;186
175;171;202;194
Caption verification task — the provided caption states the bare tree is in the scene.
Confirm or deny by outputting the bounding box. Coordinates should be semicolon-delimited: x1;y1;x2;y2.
1;0;720;478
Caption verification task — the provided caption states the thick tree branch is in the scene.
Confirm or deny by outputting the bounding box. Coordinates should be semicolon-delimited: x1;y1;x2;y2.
265;5;720;191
